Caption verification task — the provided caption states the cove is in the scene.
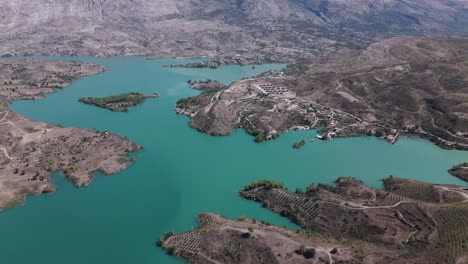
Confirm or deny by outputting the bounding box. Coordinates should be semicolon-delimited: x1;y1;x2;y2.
0;56;467;264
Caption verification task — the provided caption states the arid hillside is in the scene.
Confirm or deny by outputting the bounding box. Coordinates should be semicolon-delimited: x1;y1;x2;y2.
0;0;466;61
0;59;141;211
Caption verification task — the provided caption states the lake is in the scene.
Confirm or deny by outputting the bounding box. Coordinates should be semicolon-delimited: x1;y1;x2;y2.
1;56;466;263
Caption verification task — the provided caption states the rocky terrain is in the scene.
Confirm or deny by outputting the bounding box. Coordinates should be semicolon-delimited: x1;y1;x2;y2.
449;162;468;182
0;0;467;63
162;177;468;263
79;92;158;112
176;37;468;149
0;59;141;211
187;80;226;91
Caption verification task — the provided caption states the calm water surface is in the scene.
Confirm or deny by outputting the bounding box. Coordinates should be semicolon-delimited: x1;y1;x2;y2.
1;56;466;263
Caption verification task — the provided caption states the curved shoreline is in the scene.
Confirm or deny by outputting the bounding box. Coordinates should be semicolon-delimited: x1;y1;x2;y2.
0;59;142;211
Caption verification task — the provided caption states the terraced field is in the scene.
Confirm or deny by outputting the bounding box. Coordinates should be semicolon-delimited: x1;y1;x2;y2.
433;203;468;263
163;231;201;256
237;177;468;263
383;178;441;203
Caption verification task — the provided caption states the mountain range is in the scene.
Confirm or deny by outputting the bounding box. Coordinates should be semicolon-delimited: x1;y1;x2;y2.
1;0;467;60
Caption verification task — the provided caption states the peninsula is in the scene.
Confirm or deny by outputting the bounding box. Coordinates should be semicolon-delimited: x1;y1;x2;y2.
0;59;141;211
187;80;226;91
79;92;159;112
175;37;468;150
161;177;468;264
449;163;468;182
292;140;306;149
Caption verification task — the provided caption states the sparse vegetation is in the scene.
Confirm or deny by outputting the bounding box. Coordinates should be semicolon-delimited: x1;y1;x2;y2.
305;184;321;197
165;245;176;255
255;132;265;143
238;215;248;221
157;232;174;247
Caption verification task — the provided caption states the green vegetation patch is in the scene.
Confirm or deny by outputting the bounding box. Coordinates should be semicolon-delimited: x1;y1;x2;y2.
176;96;201;109
296;245;316;259
79;92;157;112
383;177;440;203
293;140;306;149
243;180;284;191
451;162;468;169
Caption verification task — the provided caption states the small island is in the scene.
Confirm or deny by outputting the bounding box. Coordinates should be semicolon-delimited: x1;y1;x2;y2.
79;92;158;112
449;162;468;182
293;140;306;149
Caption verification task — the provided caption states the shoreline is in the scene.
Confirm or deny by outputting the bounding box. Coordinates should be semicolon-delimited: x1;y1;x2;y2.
0;59;142;211
160;177;468;263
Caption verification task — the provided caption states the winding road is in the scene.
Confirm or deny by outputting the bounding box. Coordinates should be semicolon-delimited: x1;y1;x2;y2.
0;147;12;160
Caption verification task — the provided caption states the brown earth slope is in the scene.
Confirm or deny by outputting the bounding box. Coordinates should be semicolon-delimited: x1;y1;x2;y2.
176;37;468;149
0;59;141;211
161;177;468;263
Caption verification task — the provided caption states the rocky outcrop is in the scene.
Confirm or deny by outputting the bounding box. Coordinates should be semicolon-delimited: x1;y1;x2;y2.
176;37;468;149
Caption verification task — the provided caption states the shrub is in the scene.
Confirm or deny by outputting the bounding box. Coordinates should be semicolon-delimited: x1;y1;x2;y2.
157;232;174;247
244;180;284;191
255;132;265;143
306;184;321;197
166;245;176;255
293;140;306;149
295;187;304;194
297;245;316;259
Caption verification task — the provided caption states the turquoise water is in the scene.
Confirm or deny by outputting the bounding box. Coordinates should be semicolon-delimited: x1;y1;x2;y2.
1;56;467;264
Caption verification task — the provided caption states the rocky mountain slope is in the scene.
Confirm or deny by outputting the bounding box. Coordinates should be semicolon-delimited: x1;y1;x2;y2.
0;0;466;60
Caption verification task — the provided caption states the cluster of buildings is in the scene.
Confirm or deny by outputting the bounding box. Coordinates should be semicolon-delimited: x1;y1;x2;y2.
256;83;289;95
